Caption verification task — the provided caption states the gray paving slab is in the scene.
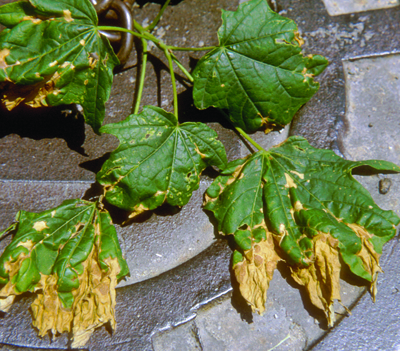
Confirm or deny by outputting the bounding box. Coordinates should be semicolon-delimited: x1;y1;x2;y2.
194;297;305;351
152;320;202;351
321;0;399;16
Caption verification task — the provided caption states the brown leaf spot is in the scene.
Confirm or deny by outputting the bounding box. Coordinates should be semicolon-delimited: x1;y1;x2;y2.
16;239;35;250
63;9;73;22
0;295;15;312
128;203;149;218
289;170;304;179
22;16;42;24
88;56;98;70
194;145;207;159
284;173;297;188
33;221;48;232
294;31;305;46
2;71;61;110
0;48;10;69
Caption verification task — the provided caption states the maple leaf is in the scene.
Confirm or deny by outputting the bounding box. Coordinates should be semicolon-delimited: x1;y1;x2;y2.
0;0;119;132
193;0;328;132
97;105;227;215
205;136;400;325
0;199;129;347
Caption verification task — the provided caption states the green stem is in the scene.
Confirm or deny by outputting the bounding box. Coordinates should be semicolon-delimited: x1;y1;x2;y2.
164;49;179;118
217;109;264;152
168;46;215;52
235;127;265;152
97;26;148;40
133;38;148;114
171;54;194;82
146;0;171;32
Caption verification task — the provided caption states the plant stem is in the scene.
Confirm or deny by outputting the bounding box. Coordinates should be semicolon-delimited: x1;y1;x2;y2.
235;127;265;152
168;46;215;52
97;26;147;40
219;109;264;152
146;0;171;32
218;110;264;152
164;48;179;118
133;38;148;114
171;53;194;82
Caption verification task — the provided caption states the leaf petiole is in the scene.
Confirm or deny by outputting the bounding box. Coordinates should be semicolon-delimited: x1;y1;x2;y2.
171;53;194;82
235;126;265;152
97;26;148;41
167;46;215;52
0;222;17;241
133;38;148;114
218;110;265;152
146;0;172;32
164;48;179;118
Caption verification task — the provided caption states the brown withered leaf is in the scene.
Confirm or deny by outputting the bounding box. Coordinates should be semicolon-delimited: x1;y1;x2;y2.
0;199;129;346
205;137;400;326
290;234;341;326
233;234;280;314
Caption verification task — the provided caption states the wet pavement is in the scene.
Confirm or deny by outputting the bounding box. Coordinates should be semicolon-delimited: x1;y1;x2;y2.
0;0;399;350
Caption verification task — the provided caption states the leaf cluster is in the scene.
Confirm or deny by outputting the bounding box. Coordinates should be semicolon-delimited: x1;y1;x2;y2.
0;0;398;347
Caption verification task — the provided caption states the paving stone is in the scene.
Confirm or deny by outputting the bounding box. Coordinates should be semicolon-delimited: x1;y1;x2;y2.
117;179;217;287
321;0;399;16
152;320;202;351
193;297;306;351
341;53;400;217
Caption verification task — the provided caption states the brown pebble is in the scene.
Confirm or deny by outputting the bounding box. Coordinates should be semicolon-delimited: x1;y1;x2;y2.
379;178;392;194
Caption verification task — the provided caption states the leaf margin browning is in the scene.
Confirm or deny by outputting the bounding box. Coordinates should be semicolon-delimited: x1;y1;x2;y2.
0;0;119;132
205;136;400;324
0;198;130;346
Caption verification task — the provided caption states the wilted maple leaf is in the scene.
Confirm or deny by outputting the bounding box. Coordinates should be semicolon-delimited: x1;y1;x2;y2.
205;136;400;325
0;199;129;347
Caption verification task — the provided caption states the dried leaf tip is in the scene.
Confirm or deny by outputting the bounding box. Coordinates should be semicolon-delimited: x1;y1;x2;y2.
233;236;280;314
290;234;341;327
347;223;383;301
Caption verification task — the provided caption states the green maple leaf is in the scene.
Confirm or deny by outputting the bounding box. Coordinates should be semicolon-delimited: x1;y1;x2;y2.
192;0;328;132
0;0;119;132
97;105;227;214
0;199;129;348
205;136;400;325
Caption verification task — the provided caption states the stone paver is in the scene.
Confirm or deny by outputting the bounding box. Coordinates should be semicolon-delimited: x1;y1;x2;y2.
341;53;400;216
321;0;399;16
